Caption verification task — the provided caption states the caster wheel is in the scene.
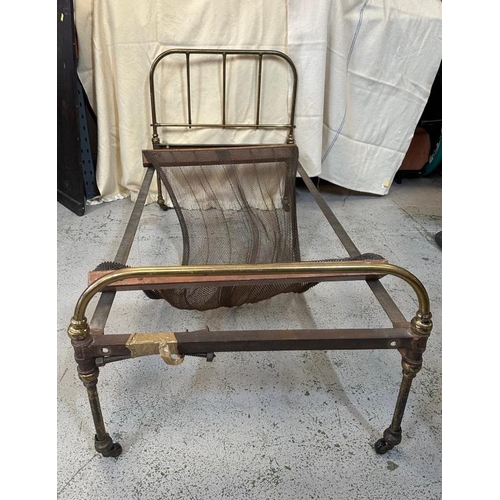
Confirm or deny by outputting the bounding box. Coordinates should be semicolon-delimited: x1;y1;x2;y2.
435;231;442;249
102;442;123;458
159;203;169;211
374;439;391;455
95;435;123;458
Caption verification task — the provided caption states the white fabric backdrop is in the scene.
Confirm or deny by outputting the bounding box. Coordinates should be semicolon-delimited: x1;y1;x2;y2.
75;0;442;203
287;0;442;194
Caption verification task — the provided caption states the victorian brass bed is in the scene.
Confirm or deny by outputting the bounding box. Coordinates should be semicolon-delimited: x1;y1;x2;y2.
67;49;433;458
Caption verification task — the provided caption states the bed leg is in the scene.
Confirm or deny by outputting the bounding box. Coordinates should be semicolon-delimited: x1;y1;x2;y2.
374;358;421;454
374;312;432;454
156;171;169;211
69;318;122;458
79;367;123;458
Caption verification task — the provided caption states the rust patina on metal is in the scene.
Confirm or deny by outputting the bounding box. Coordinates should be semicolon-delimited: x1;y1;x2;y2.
67;49;434;460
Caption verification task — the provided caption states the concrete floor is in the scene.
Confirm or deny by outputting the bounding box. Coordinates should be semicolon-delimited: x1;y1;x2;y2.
57;172;442;499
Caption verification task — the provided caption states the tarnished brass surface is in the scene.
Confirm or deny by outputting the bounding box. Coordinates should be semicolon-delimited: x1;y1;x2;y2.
78;370;99;386
410;311;433;336
126;332;185;366
401;360;422;378
71;261;431;325
67;47;435;458
68;317;90;341
149;49;298;144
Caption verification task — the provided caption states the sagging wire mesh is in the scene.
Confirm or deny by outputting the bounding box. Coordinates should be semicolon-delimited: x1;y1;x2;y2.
142;145;381;311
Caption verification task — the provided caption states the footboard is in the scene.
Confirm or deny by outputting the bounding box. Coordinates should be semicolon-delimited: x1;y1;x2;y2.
68;258;432;457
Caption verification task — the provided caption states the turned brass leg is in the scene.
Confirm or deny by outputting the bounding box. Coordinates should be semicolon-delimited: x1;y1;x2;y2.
69;318;122;458
375;312;432;454
374;359;421;454
79;367;122;457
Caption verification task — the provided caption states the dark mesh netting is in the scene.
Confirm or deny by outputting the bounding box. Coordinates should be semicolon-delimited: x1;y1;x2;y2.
142;146;382;311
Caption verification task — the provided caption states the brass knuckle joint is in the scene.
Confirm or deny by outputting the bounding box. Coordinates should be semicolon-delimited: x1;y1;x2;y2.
401;360;421;378
126;333;185;366
411;311;433;337
68;317;90;341
78;368;99;387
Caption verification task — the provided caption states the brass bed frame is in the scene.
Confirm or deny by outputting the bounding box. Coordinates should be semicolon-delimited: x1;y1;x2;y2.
67;49;433;458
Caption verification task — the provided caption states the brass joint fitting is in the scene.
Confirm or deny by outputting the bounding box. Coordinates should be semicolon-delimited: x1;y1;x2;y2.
411;312;433;337
68;317;90;341
126;332;185;366
78;368;99;387
401;360;422;379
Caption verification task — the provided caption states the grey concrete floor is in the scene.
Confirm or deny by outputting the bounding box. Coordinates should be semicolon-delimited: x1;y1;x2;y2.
57;173;442;499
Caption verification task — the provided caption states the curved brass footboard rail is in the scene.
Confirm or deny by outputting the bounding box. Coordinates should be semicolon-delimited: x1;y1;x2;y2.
68;261;432;339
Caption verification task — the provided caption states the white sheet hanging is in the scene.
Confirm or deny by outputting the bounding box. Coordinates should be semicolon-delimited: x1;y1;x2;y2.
75;0;289;204
287;0;442;195
75;0;442;202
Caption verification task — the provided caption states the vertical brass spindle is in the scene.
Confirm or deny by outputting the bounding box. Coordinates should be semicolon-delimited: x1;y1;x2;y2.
149;62;158;144
222;53;227;129
256;53;263;127
186;53;192;129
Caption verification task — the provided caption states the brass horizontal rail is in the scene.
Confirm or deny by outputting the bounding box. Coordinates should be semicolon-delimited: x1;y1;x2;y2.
72;261;430;322
154;123;292;129
87;268;386;290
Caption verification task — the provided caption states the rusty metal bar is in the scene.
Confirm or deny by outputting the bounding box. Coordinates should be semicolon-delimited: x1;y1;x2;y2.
90;328;413;359
177;328;413;353
366;280;408;326
143;143;296;167
297;162;360;258
296;161;408;326
89;167;155;334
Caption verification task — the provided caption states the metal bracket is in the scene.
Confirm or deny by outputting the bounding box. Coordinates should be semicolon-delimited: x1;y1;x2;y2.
125;332;185;366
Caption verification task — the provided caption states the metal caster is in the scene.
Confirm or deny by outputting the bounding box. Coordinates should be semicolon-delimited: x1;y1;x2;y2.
374;438;392;455
101;442;122;458
95;435;123;458
374;427;401;455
